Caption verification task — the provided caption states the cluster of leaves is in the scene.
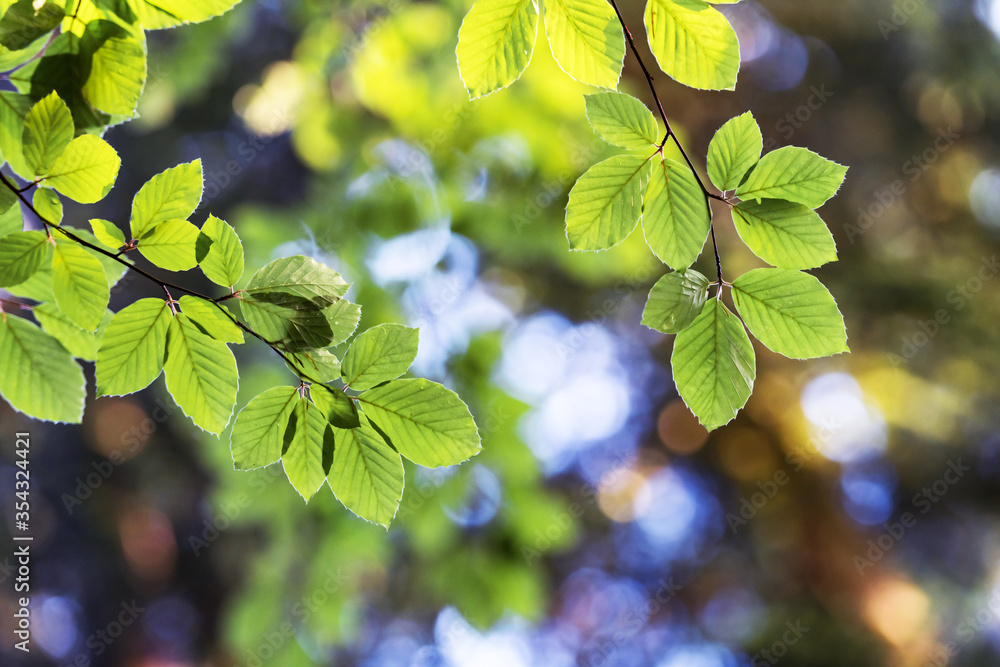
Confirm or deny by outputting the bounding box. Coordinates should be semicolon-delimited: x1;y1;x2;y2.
0;0;481;527
457;0;849;429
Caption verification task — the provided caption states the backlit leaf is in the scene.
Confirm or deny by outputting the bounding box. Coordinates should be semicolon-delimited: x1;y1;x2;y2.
164;313;239;435
566;153;652;251
641;269;710;334
230;386;297;470
329;416;404;527
544;0;625;89
736;146;848;208
642;157;710;269
95;297;170;396
457;0;538;99
644;0;740;91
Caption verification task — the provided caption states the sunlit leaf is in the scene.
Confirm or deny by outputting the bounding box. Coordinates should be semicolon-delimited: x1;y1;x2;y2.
197;214;244;287
81;20;147;116
286;348;341;383
644;0;740;91
672;298;755;430
33;187;61;224
732;199;837;270
543;0;625;89
642;157;710;269
731;268;849;359
281;395;332;501
641;269;710;334
359;378;481;468
137;218;200;271
89;218;126;249
0;230;51;287
178;295;243;344
164;313;239;435
566;153;652;251
128;0;241;30
0;0;64;51
44;135;121;203
342;323;418;391
329;415;404;527
34;304;113;361
585;91;660;150
736;146;848;208
457;0;538;99
707;111;761;191
22;91;73;177
130;160;203;238
52;240;109;331
95;297;171;396
230;385;297;470
310;383;360;429
0;313;84;423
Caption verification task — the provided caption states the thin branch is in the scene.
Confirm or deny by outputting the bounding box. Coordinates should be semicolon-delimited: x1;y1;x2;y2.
607;0;725;284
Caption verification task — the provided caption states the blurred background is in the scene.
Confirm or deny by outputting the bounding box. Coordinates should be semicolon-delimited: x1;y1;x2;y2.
3;0;1000;664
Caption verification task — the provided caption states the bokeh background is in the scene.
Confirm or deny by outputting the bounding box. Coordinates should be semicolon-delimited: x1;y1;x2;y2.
3;0;1000;664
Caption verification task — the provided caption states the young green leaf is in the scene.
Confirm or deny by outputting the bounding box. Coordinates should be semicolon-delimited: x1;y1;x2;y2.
178;295;244;344
329;416;405;528
244;254;350;303
641;269;710;334
644;0;741;91
230;386;298;470
736;146;848;208
671;298;755;431
164;313;239;435
81;22;147;116
34;304;113;361
197;214;244;287
0;230;51;287
358;378;481;468
281;395;333;501
456;0;539;99
72;229;128;288
0;0;64;51
137;218;200;271
22;91;73;176
342;323;418;391
708;111;762;191
130;0;241;30
33;187;62;224
566;153;652;251
642;157;711;269
52;240;109;332
130;160;203;238
287;349;341;383
0;91;33;179
96;298;171;396
0;314;85;423
732;199;837;270
0;191;21;236
584;91;660;150
731;268;849;359
543;0;625;89
44;135;121;203
324;299;362;347
310;383;360;429
89;218;126;249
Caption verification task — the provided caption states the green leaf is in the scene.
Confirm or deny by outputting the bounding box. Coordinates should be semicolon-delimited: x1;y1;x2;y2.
543;0;625;89
89;218;126;249
178;295;243;344
456;0;538;99
4;260;52;301
52;240;109;331
230;386;298;470
34;304;113;361
671;298;755;431
95;297;170;396
287;348;341;383
329;416;404;527
164;313;239;435
731;268;849;359
310;383;360;429
0;230;50;287
585;91;660;150
641;269;710;334
22;91;73;176
565;153;652;251
732;199;837;270
358;378;481;468
137;218;200;271
130;160;203;238
342;323;419;391
642;157;711;269
0;194;22;237
0;0;64;53
239;255;353;351
128;0;241;30
0;92;33;179
735;146;848;208
281;395;333;501
0;313;84;423
644;0;740;91
71;228;128;288
197;214;244;287
81;20;147;116
708;111;762;191
43;135;121;203
32;187;61;224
